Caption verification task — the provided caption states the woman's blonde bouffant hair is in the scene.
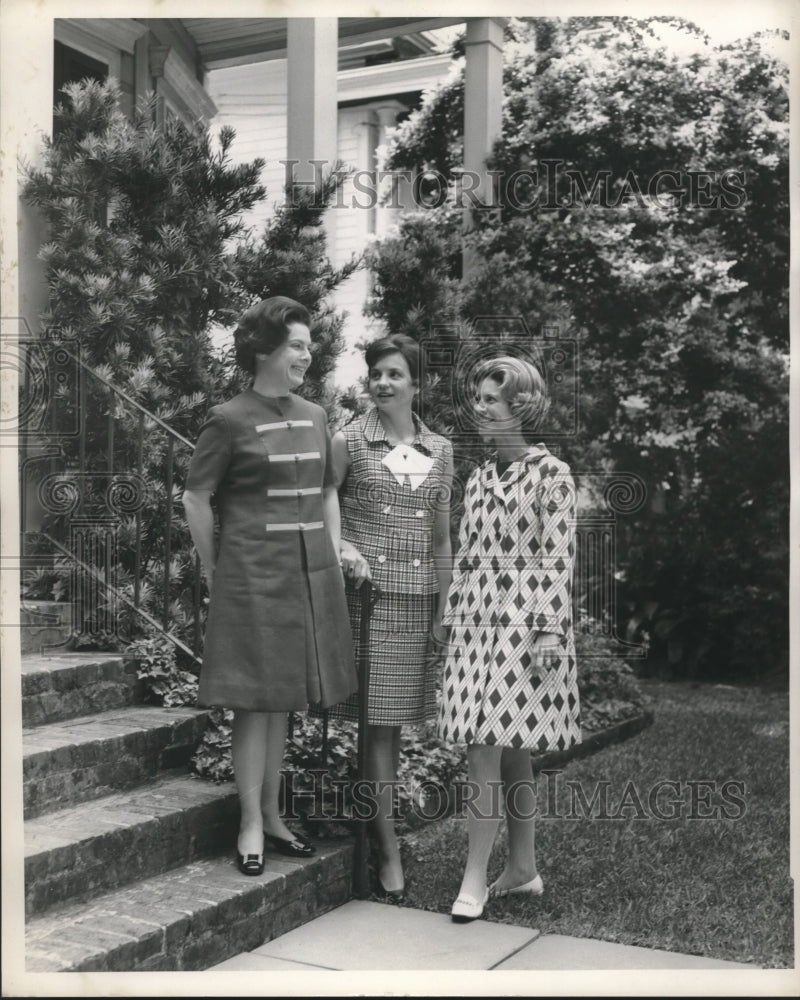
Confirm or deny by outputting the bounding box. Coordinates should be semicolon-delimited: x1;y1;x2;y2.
473;355;550;435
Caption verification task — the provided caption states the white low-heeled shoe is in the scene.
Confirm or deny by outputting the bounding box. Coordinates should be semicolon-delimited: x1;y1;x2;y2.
491;873;544;898
451;886;489;923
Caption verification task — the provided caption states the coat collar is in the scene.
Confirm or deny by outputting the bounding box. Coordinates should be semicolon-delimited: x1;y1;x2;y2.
481;444;550;500
361;405;437;455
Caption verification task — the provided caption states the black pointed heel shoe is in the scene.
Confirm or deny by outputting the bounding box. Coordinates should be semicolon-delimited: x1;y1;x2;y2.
264;830;316;858
236;851;265;876
377;877;406;904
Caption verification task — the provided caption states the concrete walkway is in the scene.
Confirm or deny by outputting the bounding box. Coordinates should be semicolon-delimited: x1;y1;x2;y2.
208;900;756;972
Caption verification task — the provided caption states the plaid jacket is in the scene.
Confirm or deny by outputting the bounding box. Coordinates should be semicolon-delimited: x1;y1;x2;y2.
340;407;452;595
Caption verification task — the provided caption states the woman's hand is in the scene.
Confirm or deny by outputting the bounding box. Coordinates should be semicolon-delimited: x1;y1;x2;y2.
531;632;560;675
432;619;449;647
339;539;372;587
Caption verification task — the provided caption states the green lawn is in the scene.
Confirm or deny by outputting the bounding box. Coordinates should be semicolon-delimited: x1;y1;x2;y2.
398;679;792;968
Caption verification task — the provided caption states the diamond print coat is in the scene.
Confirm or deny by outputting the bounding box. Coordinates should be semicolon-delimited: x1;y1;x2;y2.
438;445;581;751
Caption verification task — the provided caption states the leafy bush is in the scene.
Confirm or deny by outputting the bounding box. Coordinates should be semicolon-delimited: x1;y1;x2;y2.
21;562;71;602
128;630;198;707
191;706;234;782
574;627;651;732
191;619;650;832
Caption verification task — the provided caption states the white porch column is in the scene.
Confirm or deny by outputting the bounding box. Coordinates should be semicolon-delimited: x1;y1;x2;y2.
148;43;171;127
462;17;504;278
355;109;379;237
374;102;407;237
4;17;52;335
0;3;52;933
286;18;339;189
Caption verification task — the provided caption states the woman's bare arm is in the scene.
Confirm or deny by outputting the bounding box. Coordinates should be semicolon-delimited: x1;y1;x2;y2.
323;486;342;555
182;488;217;593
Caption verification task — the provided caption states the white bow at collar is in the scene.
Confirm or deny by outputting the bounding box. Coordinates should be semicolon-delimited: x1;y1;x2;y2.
382;444;434;491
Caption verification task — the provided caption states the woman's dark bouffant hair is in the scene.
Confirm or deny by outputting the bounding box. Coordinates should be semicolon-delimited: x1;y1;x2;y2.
234;297;311;375
364;334;420;383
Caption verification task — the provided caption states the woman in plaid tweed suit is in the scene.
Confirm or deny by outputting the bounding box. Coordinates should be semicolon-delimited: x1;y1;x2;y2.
331;334;453;900
440;356;580;922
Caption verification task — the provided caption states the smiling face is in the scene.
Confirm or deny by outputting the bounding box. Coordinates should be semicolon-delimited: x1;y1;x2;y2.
368;351;417;413
256;322;312;391
475;375;523;442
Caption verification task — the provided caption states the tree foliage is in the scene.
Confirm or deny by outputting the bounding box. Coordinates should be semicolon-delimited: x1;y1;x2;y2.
22;79;356;650
230;169;360;406
24;80;265;406
368;17;789;681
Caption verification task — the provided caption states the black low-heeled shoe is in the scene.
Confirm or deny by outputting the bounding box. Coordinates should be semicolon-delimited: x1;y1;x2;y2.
264;830;316;858
236;851;265;876
376;878;406;905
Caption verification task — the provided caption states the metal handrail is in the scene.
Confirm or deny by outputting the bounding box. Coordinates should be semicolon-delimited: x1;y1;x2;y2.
69;350;195;449
37;529;201;664
25;343;203;663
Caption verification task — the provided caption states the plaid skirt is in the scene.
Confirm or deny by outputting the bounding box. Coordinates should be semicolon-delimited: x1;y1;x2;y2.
328;586;437;727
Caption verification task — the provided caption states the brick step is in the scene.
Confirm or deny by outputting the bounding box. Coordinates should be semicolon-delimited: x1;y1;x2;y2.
21;653;141;728
25;841;354;972
23;705;210;819
24;773;239;918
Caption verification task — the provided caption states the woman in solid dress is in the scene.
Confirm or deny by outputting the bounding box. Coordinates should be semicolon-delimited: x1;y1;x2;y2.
182;297;358;875
331;334;453;899
439;356;581;922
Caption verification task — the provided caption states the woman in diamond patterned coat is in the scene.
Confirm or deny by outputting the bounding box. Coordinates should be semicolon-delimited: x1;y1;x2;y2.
439;356;581;923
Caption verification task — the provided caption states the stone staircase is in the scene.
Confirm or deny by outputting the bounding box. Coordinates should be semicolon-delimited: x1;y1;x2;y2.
22;652;353;972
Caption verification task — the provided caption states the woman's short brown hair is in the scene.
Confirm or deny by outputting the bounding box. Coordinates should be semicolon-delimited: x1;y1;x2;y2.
364;334;420;384
234;297;311;375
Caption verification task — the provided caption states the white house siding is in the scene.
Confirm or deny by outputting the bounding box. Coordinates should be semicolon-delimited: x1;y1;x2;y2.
206;62;381;385
205;55;452;387
206;60;288;232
